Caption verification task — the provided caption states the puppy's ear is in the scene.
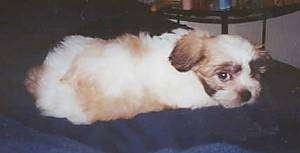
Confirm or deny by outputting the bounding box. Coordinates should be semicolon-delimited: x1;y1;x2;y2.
169;32;208;72
254;44;273;68
251;50;273;75
259;50;274;73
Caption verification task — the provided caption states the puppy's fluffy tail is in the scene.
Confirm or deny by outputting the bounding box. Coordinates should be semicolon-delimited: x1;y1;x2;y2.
24;65;44;98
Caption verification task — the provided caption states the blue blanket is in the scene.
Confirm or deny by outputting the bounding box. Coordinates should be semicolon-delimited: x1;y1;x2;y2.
0;113;261;153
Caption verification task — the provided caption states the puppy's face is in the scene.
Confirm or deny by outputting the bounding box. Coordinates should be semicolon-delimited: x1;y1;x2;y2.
169;32;271;108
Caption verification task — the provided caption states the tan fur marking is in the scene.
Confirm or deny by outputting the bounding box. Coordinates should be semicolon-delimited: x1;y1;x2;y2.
91;93;169;122
24;65;44;97
118;34;146;57
61;52;169;123
73;76;169;122
169;32;211;72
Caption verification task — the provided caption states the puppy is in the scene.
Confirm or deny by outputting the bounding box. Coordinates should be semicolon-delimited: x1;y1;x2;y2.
25;29;270;124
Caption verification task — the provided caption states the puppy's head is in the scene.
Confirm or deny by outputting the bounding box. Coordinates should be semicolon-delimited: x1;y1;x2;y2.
169;31;271;108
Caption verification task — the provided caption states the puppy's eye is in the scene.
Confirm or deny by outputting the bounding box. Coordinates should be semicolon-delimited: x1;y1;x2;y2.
217;72;232;82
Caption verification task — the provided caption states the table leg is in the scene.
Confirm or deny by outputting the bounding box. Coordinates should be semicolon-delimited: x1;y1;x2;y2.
176;12;180;24
221;14;228;34
262;13;267;49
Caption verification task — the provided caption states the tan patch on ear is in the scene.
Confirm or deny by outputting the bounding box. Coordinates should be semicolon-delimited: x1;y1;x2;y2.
169;32;209;72
25;65;44;98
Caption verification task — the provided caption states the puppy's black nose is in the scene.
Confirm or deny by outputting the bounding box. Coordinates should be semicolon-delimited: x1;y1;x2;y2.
240;90;252;102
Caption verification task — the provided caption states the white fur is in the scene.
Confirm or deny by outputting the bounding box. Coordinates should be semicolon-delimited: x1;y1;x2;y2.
28;28;261;124
32;29;218;124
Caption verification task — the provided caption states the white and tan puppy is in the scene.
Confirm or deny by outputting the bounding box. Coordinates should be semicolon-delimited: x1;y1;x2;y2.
25;29;270;124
